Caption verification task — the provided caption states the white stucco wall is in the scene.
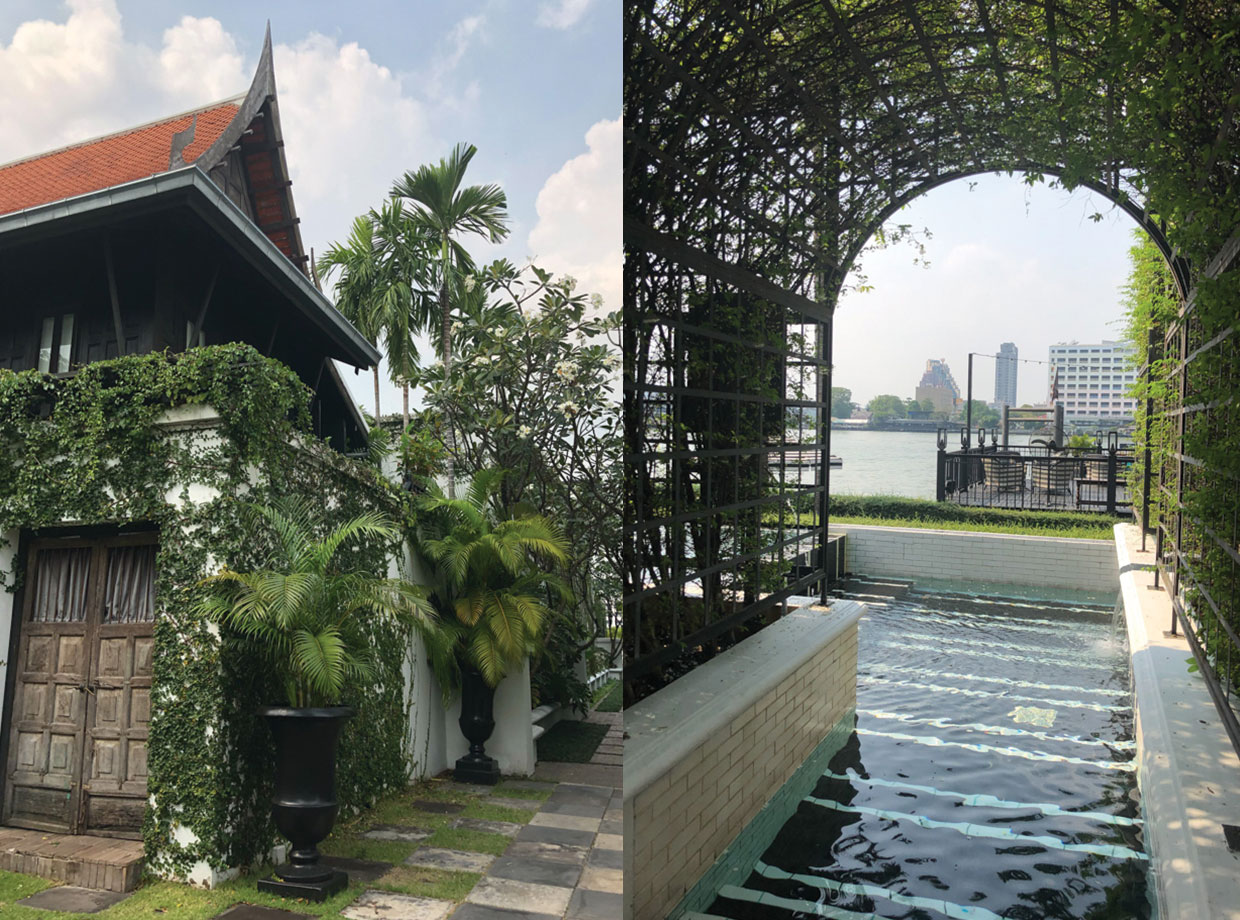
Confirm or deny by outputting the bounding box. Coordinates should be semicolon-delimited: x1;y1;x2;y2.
0;529;17;746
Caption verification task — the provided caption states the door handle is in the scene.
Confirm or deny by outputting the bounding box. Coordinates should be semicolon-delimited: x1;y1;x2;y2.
76;682;95;695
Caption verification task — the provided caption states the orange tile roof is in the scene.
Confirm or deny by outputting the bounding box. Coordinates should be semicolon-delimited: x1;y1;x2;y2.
0;102;240;218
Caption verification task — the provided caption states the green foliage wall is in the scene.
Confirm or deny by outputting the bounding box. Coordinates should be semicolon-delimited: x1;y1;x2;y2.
0;344;414;878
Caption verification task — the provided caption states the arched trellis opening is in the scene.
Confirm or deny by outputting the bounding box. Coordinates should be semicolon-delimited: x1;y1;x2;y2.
623;0;1240;744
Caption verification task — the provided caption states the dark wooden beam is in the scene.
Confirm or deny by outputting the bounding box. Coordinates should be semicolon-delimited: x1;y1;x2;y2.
103;236;125;356
189;267;219;349
257;217;301;234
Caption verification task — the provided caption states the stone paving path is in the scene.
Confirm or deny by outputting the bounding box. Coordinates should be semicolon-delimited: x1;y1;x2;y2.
585;711;622;771
15;777;622;920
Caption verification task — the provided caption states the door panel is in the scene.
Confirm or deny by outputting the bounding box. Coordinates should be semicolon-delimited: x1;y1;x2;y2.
82;544;156;838
3;546;92;832
3;536;156;838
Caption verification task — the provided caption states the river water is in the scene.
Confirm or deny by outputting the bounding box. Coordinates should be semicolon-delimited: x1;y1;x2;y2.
828;429;1037;499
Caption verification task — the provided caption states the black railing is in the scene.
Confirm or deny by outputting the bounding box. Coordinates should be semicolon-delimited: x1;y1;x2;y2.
936;428;1133;514
1150;228;1240;756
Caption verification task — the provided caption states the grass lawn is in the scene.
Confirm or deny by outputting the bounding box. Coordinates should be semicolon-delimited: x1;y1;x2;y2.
822;494;1121;540
536;720;609;763
0;775;550;920
593;679;622;712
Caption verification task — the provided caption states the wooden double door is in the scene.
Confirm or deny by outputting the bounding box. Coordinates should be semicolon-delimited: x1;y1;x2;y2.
3;534;157;839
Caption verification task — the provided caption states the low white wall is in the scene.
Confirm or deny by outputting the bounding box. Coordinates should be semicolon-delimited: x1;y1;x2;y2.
624;600;865;920
835;523;1118;592
396;530;536;779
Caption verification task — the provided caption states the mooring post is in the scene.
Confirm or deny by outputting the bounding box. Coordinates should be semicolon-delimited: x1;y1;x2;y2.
936;428;947;502
1106;433;1118;515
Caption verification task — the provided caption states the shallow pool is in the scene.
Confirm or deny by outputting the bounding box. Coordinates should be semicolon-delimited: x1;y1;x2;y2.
696;577;1149;920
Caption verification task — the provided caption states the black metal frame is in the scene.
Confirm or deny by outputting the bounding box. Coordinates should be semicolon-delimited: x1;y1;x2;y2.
1153;229;1240;755
624;1;1240;728
623;244;834;695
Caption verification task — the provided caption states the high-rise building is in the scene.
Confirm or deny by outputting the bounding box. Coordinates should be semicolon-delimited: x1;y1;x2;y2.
994;342;1018;408
915;358;961;414
1047;340;1137;419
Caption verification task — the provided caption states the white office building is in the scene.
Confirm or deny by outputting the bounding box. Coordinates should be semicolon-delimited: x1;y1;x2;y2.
1048;340;1137;419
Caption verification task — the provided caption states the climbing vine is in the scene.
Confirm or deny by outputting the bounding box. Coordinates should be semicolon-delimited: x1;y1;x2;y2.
1121;231;1179;529
0;344;416;878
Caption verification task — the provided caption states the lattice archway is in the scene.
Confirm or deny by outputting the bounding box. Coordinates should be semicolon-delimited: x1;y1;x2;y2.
624;0;1240;729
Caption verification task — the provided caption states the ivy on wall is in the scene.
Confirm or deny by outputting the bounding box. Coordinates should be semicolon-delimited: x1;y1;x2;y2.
0;343;416;878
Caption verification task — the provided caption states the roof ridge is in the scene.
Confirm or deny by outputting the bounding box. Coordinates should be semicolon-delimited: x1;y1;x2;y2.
0;92;247;173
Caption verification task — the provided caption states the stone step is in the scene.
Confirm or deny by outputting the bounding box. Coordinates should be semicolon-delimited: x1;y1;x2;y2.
0;827;143;892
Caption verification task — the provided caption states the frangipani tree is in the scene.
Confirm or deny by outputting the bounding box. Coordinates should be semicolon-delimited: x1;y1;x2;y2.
419;260;621;709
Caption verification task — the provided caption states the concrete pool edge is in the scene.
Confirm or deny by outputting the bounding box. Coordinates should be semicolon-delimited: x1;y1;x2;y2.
1115;523;1240;920
623;599;865;920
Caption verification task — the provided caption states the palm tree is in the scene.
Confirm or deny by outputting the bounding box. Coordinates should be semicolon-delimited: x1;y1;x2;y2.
317;213;385;420
392;144;509;495
197;499;447;707
318;200;435;436
411;470;569;688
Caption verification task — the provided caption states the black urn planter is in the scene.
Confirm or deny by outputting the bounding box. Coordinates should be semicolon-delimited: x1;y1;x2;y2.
454;665;500;784
256;706;353;901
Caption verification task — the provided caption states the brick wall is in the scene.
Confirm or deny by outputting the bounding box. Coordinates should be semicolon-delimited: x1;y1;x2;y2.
624;602;864;920
834;523;1119;592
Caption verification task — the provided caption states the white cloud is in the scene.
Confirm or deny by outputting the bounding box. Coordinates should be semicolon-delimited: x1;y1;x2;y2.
273;34;435;255
0;0;136;160
158;16;244;101
536;0;594;30
424;13;486;102
526;117;620;315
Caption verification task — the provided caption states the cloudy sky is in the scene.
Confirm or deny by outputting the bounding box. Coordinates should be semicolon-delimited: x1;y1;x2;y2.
833;173;1140;410
0;0;619;412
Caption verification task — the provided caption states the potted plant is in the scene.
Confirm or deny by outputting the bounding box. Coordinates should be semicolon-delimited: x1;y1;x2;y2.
411;470;568;783
197;499;441;900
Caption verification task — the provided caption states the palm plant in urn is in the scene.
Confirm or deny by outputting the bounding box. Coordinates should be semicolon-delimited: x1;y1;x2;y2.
198;499;442;900
411;470;569;783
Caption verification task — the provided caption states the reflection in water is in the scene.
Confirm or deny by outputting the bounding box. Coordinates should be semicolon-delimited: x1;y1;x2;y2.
704;580;1150;920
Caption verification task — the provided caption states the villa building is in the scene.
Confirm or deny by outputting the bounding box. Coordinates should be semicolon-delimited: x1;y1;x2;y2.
0;31;497;889
1047;340;1137;420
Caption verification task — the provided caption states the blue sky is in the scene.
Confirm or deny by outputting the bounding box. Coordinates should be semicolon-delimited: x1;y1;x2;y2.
0;0;620;411
833;173;1141;409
